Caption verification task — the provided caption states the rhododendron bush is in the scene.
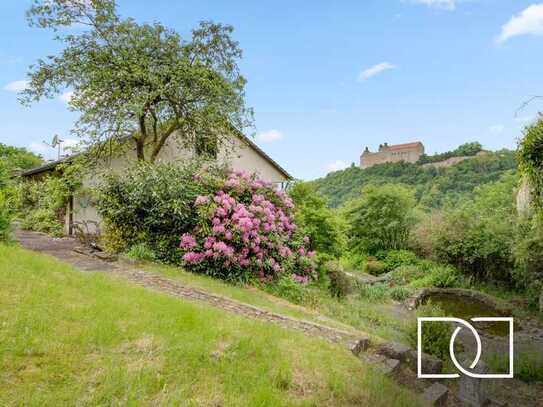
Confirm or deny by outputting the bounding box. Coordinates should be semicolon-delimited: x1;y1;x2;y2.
179;171;316;282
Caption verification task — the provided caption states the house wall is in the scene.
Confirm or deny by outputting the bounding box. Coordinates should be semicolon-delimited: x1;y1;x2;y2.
68;133;289;235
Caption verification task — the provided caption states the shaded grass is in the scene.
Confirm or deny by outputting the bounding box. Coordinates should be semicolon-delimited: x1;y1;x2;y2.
0;245;421;406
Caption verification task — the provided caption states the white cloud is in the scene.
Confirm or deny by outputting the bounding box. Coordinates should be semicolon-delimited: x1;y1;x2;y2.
489;124;505;134
497;4;543;44
326;160;349;172
59;91;74;103
358;62;396;82
256;129;283;143
404;0;456;10
3;79;29;92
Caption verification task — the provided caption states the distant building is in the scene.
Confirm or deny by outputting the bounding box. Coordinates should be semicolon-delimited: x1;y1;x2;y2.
360;141;425;169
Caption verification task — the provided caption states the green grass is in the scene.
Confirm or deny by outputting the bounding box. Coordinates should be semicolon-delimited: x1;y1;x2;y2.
0;245;422;406
145;263;412;344
144;262;357;332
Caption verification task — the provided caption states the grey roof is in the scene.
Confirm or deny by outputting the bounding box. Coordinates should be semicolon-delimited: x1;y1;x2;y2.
19;134;292;180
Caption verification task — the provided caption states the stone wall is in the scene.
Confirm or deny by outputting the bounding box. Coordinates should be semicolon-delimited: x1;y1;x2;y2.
360;142;424;169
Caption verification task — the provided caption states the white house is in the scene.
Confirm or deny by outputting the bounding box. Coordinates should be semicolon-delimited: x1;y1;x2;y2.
20;131;292;236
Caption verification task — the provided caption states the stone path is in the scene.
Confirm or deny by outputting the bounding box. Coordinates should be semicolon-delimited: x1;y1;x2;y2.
15;230;361;346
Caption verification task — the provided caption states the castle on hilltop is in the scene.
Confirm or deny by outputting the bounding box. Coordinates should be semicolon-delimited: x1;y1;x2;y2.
360;141;425;169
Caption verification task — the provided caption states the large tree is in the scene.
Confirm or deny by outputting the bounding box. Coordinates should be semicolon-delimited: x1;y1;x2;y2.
22;0;253;162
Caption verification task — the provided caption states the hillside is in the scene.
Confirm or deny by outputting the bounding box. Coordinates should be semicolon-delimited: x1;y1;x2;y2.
312;149;517;208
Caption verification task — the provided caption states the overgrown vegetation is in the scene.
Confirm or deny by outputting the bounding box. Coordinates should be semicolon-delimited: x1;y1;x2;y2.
313;149;516;208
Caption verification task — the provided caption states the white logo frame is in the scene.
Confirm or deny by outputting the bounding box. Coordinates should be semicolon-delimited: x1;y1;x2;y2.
417;317;514;379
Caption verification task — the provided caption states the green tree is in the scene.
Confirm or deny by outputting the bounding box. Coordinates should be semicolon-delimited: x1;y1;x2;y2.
23;0;252;162
289;182;344;257
426;173;517;281
0;143;42;174
343;184;416;254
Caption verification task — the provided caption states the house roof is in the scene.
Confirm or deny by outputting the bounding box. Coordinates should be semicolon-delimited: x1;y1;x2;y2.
386;141;424;151
19;133;292;180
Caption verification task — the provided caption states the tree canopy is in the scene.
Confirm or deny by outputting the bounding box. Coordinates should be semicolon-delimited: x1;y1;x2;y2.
23;0;253;162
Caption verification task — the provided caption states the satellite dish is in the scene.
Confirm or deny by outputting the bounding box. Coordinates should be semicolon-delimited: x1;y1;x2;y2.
43;135;65;159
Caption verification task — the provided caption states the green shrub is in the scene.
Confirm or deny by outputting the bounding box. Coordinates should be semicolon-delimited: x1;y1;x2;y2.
391;265;426;286
380;249;420;272
15;170;78;236
96;161;227;263
363;259;387;276
265;274;320;307
0;191;12;242
125;243;157;262
389;286;412;302
359;283;390;302
487;350;543;383
343;184;417;254
407;304;451;360
410;265;464;289
289;182;345;258
325;261;352;299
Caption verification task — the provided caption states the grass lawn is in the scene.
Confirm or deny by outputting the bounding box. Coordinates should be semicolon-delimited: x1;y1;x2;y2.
0;245;421;406
146;263;410;344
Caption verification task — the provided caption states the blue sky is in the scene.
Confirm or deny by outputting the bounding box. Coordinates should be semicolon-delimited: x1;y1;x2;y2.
1;0;543;179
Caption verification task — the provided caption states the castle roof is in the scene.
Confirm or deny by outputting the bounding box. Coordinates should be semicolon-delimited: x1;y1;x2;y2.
386;141;423;151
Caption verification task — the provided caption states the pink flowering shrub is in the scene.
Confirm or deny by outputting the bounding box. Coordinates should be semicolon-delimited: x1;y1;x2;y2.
179;170;316;282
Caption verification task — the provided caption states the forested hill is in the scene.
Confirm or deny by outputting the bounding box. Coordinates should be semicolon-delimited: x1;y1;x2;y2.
311;149;517;208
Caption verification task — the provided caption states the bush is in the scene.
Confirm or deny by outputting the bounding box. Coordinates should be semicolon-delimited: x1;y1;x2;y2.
289;182;345;258
265;274;320;307
407;304;451;360
15;171;77;236
390;265;426;286
325;261;352;299
363;259;387;276
389;286;412;302
343;184;416;254
125;243;157;262
96;161;226;263
178;170;315;283
0;191;12;242
417;174;517;282
380;249;420;272
410;265;464;289
359;283;390;302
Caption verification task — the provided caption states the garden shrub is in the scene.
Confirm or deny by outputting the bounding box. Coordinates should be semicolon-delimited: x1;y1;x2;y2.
363;259;387;276
407;303;451;360
265;273;320;307
96;161;227;263
324;261;351;299
359;283;390;302
288;182;345;258
178;170;315;283
16;175;74;237
390;265;426;286
343;184;416;254
389;286;412;302
409;265;464;289
125;243;157;262
0;190;12;242
379;249;420;272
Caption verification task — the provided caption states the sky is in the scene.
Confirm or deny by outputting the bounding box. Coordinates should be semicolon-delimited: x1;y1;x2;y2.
1;0;543;180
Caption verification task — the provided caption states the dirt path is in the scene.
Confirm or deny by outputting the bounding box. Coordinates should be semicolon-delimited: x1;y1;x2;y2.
15;230;362;347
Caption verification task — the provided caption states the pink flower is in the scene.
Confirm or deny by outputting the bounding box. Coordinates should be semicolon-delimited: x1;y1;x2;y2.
195;195;210;206
180;233;197;250
183;252;203;264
